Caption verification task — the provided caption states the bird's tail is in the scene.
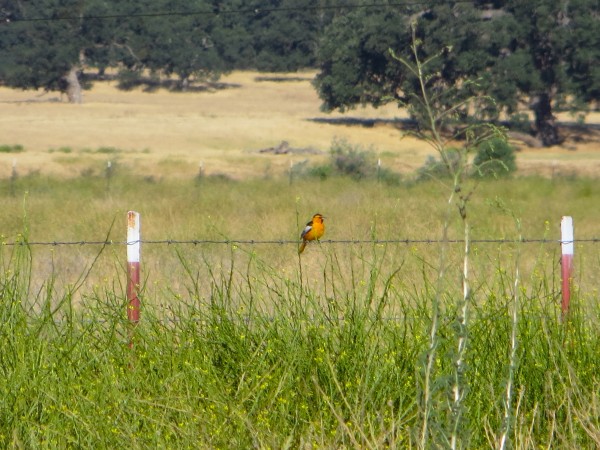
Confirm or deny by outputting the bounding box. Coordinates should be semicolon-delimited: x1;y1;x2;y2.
298;241;307;254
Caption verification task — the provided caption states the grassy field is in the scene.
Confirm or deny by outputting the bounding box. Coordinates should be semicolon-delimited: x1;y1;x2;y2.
1;70;600;180
0;71;413;180
2;73;600;448
1;173;600;447
2;173;600;292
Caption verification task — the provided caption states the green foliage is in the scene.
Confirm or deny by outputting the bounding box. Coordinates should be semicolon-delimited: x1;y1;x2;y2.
48;147;72;154
376;166;403;186
508;113;533;134
473;138;516;178
314;9;409;112
2;0;597;125
116;69;144;91
315;1;600;146
307;164;332;180
123;0;226;89
329;139;375;180
0;144;24;153
416;148;461;181
1;228;600;447
0;0;331;98
306;139;401;184
0;0;113;101
415;138;515;181
242;0;324;72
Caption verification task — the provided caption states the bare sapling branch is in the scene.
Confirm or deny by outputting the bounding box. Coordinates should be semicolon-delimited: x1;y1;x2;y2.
390;23;507;449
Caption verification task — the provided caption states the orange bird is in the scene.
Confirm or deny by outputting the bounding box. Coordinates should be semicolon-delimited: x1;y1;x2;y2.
298;213;325;254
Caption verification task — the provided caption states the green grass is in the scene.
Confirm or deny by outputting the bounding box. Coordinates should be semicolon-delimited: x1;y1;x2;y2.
48;146;73;154
1;234;600;448
1;174;600;447
0;144;24;153
76;146;126;155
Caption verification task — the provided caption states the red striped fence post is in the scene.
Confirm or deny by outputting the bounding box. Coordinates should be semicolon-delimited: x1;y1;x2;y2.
560;216;574;318
127;211;141;328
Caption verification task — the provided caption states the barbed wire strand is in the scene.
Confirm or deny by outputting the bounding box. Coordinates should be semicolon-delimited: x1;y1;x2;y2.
2;238;597;247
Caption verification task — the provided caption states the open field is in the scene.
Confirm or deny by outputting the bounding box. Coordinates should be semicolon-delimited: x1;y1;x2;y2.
2;174;600;292
2;175;600;448
1;70;600;180
2;73;600;447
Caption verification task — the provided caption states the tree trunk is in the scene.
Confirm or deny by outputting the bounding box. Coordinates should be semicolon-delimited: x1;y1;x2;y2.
531;93;562;146
178;75;190;92
63;66;83;104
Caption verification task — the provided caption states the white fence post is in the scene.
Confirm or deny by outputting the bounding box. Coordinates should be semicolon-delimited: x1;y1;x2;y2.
561;216;574;317
127;211;141;331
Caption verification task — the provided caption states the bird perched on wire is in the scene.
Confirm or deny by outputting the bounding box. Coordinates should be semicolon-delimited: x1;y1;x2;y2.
298;213;325;254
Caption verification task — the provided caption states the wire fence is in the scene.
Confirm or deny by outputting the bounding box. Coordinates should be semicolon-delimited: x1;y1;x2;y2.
3;214;594;330
2;237;597;247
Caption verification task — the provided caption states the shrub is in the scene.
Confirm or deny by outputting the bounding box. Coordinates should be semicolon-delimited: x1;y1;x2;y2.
330;139;375;180
376;166;403;185
416;148;461;181
307;164;333;180
473;138;516;178
0;144;24;153
304;139;401;183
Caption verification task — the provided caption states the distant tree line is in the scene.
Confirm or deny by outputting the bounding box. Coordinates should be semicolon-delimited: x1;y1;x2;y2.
1;0;598;146
0;0;329;98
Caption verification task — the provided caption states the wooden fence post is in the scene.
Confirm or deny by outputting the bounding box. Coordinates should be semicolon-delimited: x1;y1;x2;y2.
560;216;574;318
127;211;141;327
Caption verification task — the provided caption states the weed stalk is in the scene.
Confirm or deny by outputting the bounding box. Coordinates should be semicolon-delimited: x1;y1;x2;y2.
391;24;504;448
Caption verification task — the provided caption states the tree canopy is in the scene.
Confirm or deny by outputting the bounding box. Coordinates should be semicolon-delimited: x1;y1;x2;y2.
0;0;97;102
314;0;600;146
0;0;598;147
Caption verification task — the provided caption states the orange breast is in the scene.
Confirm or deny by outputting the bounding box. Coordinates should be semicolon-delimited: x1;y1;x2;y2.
304;221;324;241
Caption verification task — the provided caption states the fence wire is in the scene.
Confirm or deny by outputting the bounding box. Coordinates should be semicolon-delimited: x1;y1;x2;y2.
2;237;598;247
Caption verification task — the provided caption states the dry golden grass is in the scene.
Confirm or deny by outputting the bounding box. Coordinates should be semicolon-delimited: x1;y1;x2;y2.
1;70;599;179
